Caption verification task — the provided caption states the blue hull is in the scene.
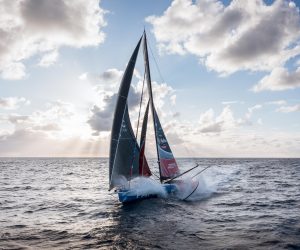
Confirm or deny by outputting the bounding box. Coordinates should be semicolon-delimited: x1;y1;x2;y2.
118;183;177;203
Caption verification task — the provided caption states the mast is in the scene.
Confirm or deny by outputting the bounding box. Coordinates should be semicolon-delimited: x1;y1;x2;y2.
142;31;162;181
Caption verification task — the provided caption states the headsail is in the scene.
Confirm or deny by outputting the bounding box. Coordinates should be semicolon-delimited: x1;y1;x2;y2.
139;100;151;176
109;37;142;190
153;108;180;180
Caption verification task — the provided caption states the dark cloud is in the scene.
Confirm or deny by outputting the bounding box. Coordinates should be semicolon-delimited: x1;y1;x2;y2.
0;0;106;79
21;0;73;31
221;8;289;63
88;87;141;133
199;122;223;133
148;0;300;78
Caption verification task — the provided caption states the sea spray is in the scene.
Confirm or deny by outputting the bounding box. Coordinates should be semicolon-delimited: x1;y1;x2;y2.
128;177;167;198
179;164;241;201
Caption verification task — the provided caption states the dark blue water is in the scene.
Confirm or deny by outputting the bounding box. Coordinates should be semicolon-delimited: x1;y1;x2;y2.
0;158;300;249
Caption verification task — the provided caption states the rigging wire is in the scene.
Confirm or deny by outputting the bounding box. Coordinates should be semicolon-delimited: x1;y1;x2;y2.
148;43;165;84
148;39;199;168
151;171;160;180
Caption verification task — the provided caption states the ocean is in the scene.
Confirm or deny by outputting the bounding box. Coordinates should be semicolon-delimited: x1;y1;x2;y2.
0;158;299;249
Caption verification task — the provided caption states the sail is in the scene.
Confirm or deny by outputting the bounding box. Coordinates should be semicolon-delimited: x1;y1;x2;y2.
139;101;151;176
110;105;140;188
109;36;142;190
153;108;180;179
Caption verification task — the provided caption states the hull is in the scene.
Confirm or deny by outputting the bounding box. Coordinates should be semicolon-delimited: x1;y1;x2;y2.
118;183;177;203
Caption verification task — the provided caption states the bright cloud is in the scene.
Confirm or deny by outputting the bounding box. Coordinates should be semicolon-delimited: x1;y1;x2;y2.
253;67;300;92
2;100;91;138
157;105;300;158
0;0;106;79
198;106;235;133
266;100;287;106
276;104;300;113
0;100;102;156
38;50;59;67
0;97;30;110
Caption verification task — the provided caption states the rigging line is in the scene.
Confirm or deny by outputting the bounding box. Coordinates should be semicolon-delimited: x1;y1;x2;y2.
164;164;200;183
148;42;165;84
191;165;214;179
151;171;160;180
129;69;147;183
183;180;200;201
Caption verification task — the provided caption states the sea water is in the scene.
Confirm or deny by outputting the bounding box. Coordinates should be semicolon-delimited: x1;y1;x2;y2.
0;158;300;249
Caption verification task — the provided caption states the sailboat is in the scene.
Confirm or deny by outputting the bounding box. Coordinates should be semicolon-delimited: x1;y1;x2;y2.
109;31;199;203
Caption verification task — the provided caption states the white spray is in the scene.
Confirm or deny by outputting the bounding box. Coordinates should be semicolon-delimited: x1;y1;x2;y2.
128;177;167;198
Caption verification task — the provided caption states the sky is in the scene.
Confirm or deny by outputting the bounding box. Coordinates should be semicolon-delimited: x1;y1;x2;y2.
0;0;300;157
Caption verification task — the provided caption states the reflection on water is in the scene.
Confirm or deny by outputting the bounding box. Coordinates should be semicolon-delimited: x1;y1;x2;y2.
0;158;300;249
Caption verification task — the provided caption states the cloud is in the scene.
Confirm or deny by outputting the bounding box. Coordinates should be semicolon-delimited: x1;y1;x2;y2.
198;106;235;133
276;104;300;113
0;97;30;110
38;50;59;67
237;104;262;125
87;93;118;133
1;63;26;80
88;86;141;134
247;104;262;115
252;67;300;92
87;68;136;134
96;68;124;91
196;104;263;133
87;67;177;134
0;0;106;79
147;0;300;89
265;100;287;105
0;100;105;156
221;101;239;105
3;100;93;139
82;68;124;92
154;103;300;157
